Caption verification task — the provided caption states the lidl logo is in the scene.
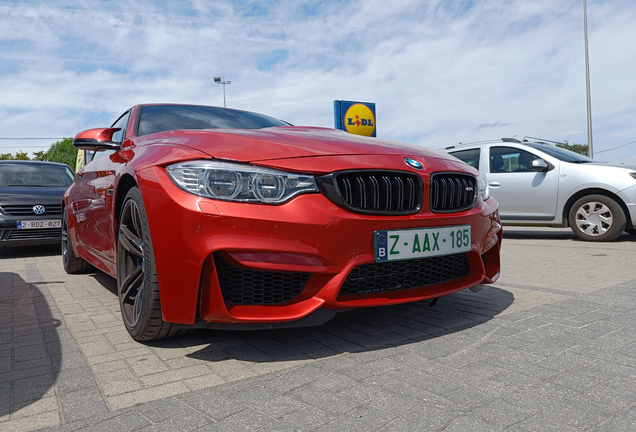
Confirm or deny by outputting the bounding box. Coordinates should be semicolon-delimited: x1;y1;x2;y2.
344;104;376;137
334;100;377;137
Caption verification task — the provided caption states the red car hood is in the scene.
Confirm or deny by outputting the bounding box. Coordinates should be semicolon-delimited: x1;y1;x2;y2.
137;126;457;163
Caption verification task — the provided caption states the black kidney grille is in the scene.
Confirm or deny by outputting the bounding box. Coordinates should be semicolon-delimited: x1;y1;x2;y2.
213;253;311;305
339;253;470;296
1;204;62;216
332;171;422;214
430;173;477;213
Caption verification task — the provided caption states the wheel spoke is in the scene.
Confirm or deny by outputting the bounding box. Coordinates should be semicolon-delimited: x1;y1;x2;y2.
133;293;143;321
120;266;143;304
593;203;610;215
583;224;596;235
131;204;141;233
119;224;144;257
576;206;591;219
576;221;593;235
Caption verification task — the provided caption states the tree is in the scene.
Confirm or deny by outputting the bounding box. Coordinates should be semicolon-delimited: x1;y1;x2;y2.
556;140;589;156
32;150;48;161
45;138;76;169
0;139;75;167
14;151;30;160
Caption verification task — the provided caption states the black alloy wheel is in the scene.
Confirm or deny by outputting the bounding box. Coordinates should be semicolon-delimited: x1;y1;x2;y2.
118;194;146;329
116;187;184;341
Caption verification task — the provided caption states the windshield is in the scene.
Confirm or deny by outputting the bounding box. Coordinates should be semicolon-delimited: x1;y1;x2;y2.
138;105;290;136
524;142;595;163
0;163;74;187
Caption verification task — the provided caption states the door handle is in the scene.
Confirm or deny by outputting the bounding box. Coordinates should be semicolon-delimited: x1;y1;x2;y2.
488;181;501;187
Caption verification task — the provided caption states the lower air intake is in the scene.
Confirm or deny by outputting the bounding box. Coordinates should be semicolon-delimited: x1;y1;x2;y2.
213;253;311;305
339;253;470;296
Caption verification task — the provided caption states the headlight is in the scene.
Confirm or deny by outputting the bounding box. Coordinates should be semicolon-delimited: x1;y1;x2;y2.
166;160;318;204
630;173;636;181
477;173;489;201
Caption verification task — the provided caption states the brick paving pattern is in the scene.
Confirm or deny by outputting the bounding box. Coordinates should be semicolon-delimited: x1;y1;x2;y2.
1;227;635;431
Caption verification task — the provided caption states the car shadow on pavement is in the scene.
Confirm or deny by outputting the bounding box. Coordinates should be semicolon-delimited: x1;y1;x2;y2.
83;264;516;364
503;229;636;242
0;243;61;259
89;272;119;296
503;228;577;240
0;272;62;418
173;286;515;364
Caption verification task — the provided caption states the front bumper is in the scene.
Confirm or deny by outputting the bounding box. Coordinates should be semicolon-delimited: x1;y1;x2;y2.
139;166;502;325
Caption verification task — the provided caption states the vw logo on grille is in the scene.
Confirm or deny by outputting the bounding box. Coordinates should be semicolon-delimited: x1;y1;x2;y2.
33;205;46;215
404;158;423;170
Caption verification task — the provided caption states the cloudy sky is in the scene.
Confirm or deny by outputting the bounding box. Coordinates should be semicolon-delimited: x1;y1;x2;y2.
1;0;635;163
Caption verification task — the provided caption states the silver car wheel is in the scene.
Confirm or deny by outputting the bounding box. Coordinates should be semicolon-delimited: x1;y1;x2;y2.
569;194;627;242
574;201;613;237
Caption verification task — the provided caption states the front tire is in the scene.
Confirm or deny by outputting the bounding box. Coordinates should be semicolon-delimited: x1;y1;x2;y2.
568;194;627;242
117;187;184;341
62;208;91;274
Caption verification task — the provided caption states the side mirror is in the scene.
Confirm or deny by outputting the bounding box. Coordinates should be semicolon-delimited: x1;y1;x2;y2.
531;159;553;172
73;128;122;151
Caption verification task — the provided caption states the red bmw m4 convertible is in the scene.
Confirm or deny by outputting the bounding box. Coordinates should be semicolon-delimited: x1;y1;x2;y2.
63;104;502;341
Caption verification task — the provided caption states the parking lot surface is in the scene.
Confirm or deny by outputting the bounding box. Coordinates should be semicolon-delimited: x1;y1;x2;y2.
1;227;635;431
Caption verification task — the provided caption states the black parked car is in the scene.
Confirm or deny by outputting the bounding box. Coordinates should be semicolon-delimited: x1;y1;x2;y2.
0;161;74;247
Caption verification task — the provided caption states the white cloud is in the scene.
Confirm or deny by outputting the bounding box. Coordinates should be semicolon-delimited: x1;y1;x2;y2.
0;0;635;163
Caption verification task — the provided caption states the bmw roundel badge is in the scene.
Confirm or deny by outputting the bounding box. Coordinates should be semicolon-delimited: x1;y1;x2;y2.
404;158;423;170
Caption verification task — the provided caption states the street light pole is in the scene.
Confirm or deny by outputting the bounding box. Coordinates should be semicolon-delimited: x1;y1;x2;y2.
214;77;232;108
584;0;593;158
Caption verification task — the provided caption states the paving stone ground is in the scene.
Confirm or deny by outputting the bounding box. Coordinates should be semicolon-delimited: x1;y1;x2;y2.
1;227;635;431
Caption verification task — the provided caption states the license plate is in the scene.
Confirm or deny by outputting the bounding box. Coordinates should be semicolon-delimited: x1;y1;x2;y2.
374;225;471;262
17;220;62;229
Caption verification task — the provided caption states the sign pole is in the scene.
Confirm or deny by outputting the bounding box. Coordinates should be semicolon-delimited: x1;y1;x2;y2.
584;0;593;158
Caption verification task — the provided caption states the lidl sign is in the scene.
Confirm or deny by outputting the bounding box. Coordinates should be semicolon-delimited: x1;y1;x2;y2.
334;100;376;137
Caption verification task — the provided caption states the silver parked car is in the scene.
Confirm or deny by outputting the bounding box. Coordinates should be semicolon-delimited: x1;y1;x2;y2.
442;138;636;241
